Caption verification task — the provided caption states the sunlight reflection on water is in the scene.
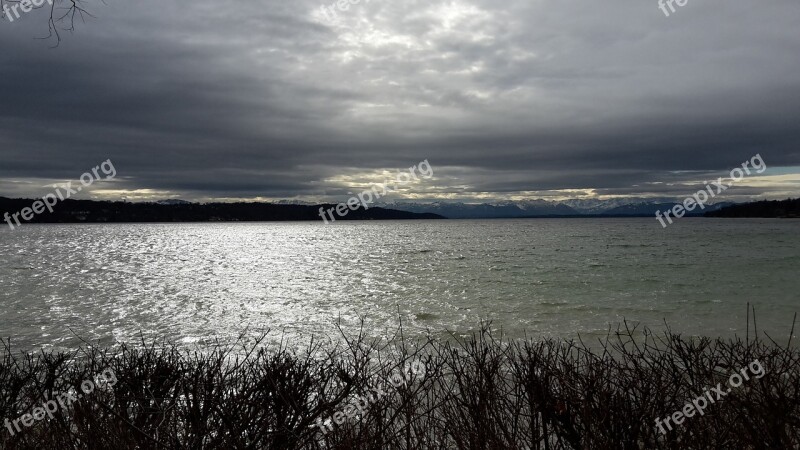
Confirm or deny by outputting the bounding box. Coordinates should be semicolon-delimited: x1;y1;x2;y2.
1;219;798;351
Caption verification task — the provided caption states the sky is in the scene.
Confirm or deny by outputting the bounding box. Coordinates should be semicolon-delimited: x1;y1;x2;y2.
1;0;799;204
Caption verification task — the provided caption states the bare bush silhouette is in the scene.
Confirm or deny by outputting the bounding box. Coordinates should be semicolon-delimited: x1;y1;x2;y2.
1;317;798;449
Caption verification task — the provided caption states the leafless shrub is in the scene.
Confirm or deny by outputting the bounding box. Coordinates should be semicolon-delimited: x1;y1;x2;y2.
1;315;798;449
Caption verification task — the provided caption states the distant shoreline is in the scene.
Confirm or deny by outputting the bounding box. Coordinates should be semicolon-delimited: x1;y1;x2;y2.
705;198;800;218
1;197;797;225
0;197;444;226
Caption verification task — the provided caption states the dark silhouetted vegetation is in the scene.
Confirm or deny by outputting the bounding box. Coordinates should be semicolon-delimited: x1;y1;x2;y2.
706;198;800;218
0;197;444;225
1;319;798;449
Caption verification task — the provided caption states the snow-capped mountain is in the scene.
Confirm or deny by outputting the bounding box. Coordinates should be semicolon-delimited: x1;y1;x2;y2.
560;198;673;214
264;198;741;219
375;201;578;218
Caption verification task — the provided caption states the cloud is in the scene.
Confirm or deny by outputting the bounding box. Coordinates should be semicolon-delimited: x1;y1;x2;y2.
1;0;799;202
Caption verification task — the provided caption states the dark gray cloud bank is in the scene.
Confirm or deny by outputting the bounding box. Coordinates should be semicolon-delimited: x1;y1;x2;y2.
1;0;799;203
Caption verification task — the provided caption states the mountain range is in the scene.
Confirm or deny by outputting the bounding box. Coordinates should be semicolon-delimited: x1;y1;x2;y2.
374;199;735;219
143;198;740;219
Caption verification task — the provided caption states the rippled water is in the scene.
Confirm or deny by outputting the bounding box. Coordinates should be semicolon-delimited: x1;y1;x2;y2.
1;219;798;351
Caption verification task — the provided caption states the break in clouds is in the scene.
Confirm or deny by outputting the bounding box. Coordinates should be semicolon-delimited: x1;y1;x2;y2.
1;0;799;203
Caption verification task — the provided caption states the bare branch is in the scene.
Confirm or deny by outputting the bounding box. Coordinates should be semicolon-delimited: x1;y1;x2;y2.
1;0;98;46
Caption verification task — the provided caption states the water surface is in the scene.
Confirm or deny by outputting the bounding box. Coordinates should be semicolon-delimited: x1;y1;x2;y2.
1;218;798;351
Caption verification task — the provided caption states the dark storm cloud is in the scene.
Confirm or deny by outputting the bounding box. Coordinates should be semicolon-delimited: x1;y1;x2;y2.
0;0;799;201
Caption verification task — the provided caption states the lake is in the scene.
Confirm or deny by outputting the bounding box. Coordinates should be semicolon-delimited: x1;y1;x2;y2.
1;218;798;351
